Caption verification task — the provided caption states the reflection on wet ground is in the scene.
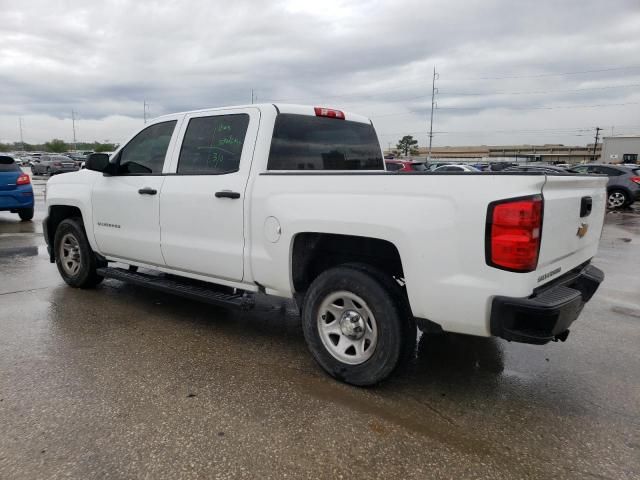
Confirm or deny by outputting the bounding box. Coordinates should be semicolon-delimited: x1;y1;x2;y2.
0;180;639;479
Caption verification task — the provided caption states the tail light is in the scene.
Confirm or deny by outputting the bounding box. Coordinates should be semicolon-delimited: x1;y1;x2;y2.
314;107;345;119
486;195;543;272
53;162;62;167
16;174;30;185
631;176;640;185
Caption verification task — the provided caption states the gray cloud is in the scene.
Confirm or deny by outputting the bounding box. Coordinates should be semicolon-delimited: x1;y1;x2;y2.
1;0;639;146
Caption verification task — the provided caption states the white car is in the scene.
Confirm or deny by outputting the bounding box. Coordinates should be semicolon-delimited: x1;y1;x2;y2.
43;104;606;385
434;164;479;172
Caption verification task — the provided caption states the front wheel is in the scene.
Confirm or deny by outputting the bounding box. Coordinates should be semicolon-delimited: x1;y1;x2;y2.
18;208;34;221
301;264;415;386
607;189;629;209
53;217;103;288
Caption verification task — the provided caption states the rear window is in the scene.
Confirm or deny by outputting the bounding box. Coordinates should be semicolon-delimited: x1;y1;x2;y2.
0;156;20;172
267;114;383;170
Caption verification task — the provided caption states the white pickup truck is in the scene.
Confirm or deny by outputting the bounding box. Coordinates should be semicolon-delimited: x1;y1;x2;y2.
44;104;606;385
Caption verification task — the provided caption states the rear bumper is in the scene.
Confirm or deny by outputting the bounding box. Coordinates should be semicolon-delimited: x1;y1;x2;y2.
490;264;604;344
0;188;34;210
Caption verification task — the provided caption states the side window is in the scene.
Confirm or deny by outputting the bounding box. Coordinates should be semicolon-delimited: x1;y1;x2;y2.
177;114;249;174
385;162;402;171
596;166;623;176
571;165;588;174
117;121;177;175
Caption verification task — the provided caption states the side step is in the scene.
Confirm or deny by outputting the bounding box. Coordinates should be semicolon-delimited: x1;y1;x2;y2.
96;267;255;310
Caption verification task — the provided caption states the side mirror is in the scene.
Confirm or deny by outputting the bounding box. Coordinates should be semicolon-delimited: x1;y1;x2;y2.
85;153;110;173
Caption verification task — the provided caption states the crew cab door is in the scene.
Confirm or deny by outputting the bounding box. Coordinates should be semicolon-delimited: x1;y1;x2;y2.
91;119;181;265
159;107;259;282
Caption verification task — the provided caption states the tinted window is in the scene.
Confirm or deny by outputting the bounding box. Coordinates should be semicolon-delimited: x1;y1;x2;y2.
412;163;429;171
117;121;177;174
385;162;402;171
177;114;249;174
268;114;383;170
437;166;462;172
596;166;624;176
0;156;20;172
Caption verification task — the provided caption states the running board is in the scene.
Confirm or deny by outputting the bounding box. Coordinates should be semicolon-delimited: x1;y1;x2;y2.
96;267;255;310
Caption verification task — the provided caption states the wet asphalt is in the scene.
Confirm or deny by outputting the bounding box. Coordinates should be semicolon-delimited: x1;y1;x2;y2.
0;175;639;479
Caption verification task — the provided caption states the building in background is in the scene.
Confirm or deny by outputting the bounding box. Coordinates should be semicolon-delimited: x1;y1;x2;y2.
600;136;640;164
386;144;602;165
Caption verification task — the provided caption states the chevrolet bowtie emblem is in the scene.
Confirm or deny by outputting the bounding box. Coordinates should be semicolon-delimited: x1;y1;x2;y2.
577;223;589;238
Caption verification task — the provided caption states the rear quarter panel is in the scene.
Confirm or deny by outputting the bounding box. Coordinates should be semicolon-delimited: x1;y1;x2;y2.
250;173;549;337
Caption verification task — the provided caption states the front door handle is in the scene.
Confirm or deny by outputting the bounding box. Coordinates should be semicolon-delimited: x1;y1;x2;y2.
215;190;241;199
138;187;157;195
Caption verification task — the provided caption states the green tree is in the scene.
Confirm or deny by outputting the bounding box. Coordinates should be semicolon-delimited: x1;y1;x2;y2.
396;135;419;156
95;142;117;152
44;139;68;153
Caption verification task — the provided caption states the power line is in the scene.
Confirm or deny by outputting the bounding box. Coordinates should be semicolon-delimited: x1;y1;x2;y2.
370;101;640;118
593;127;602;160
375;124;640;137
447;65;640;81
427;66;438;161
438;83;640;97
71;110;77;150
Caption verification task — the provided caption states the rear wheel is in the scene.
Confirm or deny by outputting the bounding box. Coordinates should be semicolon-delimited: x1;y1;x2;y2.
607;189;629;209
54;217;103;288
301;264;415;386
18;208;34;221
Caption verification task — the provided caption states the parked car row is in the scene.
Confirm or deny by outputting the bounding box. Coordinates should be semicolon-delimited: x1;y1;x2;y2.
568;164;640;209
31;155;79;175
0;155;34;221
383;159;640;209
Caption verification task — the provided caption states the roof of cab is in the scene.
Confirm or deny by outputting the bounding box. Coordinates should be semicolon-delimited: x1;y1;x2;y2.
154;103;372;125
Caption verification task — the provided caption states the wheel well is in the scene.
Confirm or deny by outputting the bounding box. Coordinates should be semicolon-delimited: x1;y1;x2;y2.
291;233;405;294
46;205;82;259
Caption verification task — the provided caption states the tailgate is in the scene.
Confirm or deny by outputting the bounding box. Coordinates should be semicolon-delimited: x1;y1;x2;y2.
537;175;607;282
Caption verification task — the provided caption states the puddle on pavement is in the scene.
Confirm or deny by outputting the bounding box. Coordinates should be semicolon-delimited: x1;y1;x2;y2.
0;245;40;258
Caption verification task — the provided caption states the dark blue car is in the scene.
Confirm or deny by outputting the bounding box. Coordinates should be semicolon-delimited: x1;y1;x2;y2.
0;155;34;221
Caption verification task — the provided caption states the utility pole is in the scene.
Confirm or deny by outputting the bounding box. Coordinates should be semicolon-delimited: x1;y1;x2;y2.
251;89;255;104
18;117;25;151
143;100;149;124
427;66;439;162
71;110;77;151
592;127;601;161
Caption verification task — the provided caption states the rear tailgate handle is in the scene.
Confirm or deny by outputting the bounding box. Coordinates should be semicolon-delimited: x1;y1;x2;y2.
580;196;592;217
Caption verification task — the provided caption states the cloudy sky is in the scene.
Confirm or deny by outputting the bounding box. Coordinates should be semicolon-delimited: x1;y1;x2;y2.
1;0;640;148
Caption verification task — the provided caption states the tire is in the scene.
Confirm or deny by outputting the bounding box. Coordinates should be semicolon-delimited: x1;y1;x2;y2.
53;217;103;288
301;264;416;386
18;208;34;221
607;189;629;209
46;167;51;175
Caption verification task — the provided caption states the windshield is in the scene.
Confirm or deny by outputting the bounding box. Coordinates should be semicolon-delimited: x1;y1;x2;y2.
268;114;383;170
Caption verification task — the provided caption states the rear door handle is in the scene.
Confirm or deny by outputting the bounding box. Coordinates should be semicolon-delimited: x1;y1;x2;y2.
138;187;157;195
215;190;241;199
